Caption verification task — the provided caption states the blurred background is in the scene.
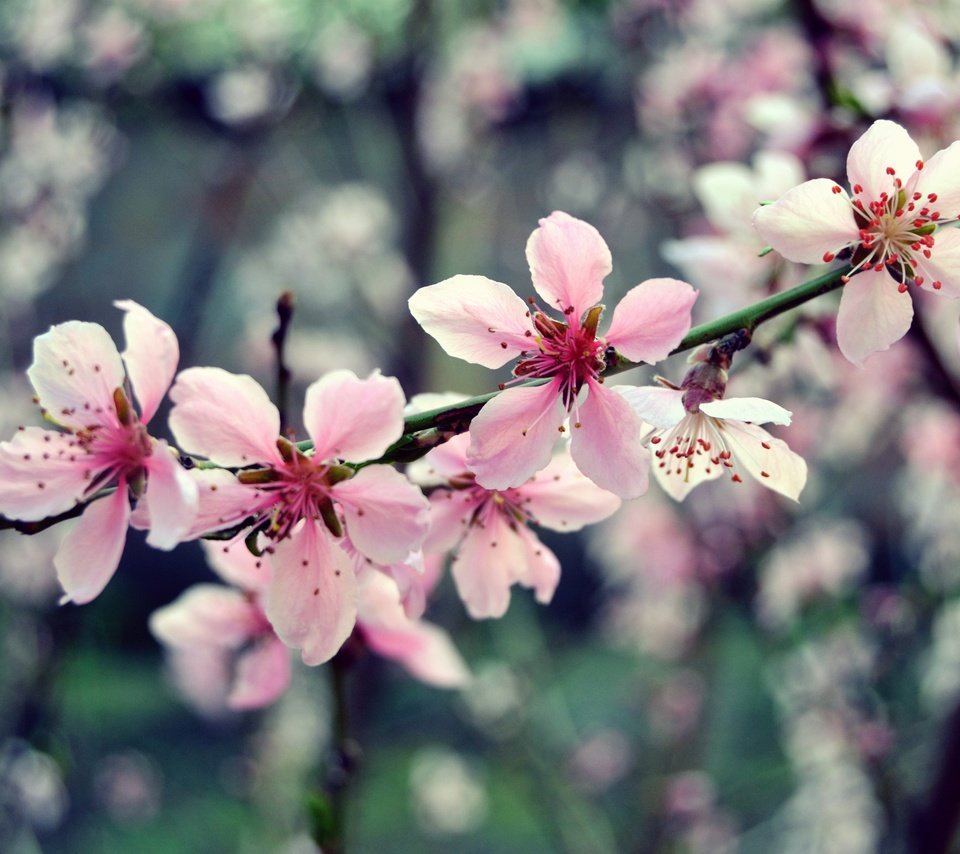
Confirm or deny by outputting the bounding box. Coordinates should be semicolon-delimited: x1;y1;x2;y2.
2;0;960;851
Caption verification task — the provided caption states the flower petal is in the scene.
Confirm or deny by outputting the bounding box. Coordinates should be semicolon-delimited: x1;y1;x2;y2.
27;321;125;432
570;384;650;499
514;524;561;605
201;539;273;592
721;421;807;501
408;275;533;368
916;226;960;298
357;570;470;688
55;484;130;604
526;211;611;318
143;441;198;550
149;584;263;649
177;469;263;541
169;367;281;467
616;385;685;429
265;522;357;666
467;380;566;490
451;511;524;619
114;300;178;425
407;433;471;486
519;450;621;532
700;397;792;425
913;140;960;222
334;465;430;564
835;269;914;365
604;278;698;363
423;488;484;554
752;179;859;263
846;120;921;203
0;427;93;521
229;637;292;710
304;370;404;463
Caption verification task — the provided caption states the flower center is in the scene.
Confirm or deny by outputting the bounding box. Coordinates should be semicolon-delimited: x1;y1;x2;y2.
238;438;353;542
512;304;606;409
830;164;948;292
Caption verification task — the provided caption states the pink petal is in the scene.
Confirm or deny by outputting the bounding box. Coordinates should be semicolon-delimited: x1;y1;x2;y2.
201;539;273;592
408;433;471;486
570;383;650;499
752;179;859;263
467;380;566;490
913;140;960;222
700;397;792;425
916;227;960;298
304;370;404;462
373;622;471;688
408;275;533;369
356;570;470;687
846;120;922;203
265;522;357;666
168;367;281;467
603;278;698;363
229;637;292;710
514;524;560;605
722;421;807;501
616;386;685;429
835;270;914;365
142;441;198;550
114;300;178;425
55;483;130;604
377;557;429;619
333;465;430;565
525;211;611;318
424;489;484;554
0;427;94;520
451;511;523;619
146;468;263;541
518;450;621;532
27;321;125;432
149;584;263;649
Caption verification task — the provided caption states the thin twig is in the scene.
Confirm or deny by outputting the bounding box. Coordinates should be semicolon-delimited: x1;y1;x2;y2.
271;291;296;434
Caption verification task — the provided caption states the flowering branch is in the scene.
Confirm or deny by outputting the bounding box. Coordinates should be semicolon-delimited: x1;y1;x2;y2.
383;264;850;464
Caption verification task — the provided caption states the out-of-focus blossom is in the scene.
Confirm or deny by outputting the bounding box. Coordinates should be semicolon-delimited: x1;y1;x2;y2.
410;747;488;837
566;729;633;794
754;120;960;364
0;302;197;604
0;740;69;833
410;211;697;498
757;519;870;629
662;150;806;313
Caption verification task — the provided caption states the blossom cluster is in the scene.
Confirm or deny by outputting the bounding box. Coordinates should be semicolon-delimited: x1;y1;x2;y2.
2;118;958;710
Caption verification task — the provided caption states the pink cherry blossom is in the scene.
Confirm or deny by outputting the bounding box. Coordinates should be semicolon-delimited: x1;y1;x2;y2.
167;367;430;666
753;120;960;364
409;433;621;619
619;385;807;502
408;211;698;499
0;301;197;604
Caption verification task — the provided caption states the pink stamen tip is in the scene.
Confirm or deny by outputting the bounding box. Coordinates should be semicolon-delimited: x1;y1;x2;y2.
831;185;842;194
885;167;896;175
898;283;908;293
916;160;924;170
822;251;835;262
928;193;938;202
853;183;864;194
933;280;943;290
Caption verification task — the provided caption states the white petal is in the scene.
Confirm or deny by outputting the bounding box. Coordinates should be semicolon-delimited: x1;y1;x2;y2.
700;397;793;425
